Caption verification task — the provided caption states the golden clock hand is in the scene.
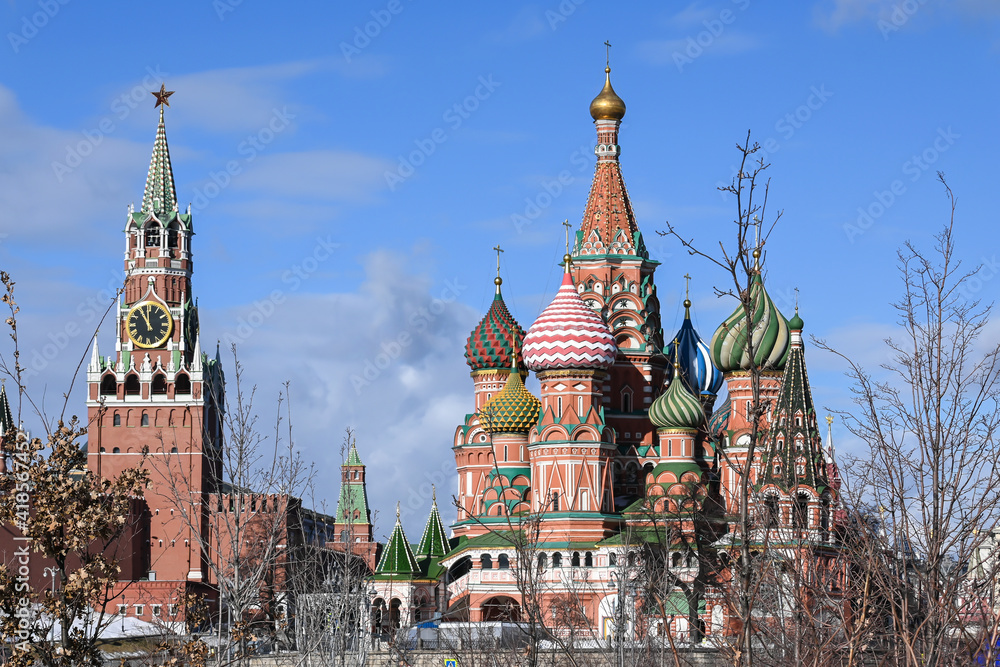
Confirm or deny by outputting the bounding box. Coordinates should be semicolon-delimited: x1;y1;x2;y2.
140;305;153;330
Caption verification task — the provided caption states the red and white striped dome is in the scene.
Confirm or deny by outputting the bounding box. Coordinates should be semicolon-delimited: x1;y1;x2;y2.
523;272;617;372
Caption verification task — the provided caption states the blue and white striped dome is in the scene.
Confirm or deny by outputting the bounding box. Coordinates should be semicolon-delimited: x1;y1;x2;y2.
665;302;724;397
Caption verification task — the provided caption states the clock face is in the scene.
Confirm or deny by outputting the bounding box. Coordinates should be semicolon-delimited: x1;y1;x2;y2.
126;301;173;348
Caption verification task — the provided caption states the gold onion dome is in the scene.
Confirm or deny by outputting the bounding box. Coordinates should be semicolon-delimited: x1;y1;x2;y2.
482;367;541;435
649;365;704;431
589;67;626;121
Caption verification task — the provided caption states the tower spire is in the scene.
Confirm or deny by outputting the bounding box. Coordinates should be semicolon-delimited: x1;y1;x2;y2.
142;85;178;216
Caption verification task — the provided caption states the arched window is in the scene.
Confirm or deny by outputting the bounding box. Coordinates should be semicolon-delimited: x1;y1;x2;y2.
113;413;121;427
821;495;831;533
765;496;779;528
571;552;581;567
124;374;140;395
498;554;509;569
537;553;547;573
552;552;562;568
152;374;167;395
480;554;493;570
609;552;617;567
671;552;682;568
144;224;161;247
167;223;180;249
112;447;121;454
100;374;116;396
584;552;593;567
794;494;809;530
141;413;149;427
551;491;559;512
621;389;632;413
174;373;191;394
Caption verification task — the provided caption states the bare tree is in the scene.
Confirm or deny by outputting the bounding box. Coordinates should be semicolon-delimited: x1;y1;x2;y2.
663;130;784;666
816;175;1000;666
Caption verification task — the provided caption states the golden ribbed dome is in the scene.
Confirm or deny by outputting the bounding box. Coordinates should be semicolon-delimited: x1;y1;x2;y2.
589;67;626;121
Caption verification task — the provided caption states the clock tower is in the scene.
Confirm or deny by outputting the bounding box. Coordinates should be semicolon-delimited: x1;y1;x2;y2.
86;86;225;621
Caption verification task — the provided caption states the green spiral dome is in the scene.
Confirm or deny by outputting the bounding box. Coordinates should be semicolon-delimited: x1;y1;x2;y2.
709;272;790;372
649;372;704;431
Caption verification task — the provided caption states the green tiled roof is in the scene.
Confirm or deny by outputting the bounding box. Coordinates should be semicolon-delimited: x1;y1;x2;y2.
346;442;364;466
142;106;178;216
374;511;419;578
416;494;450;559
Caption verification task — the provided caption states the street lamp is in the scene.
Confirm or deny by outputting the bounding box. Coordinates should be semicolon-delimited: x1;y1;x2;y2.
608;571;636;667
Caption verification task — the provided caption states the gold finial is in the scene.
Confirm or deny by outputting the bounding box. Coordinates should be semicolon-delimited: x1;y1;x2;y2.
672;338;681;370
396;502;400;521
493;245;504;290
826;414;833;427
152;84;175;109
589;48;626;121
432;485;437;505
683;273;692;309
794;287;800;314
562;220;574;274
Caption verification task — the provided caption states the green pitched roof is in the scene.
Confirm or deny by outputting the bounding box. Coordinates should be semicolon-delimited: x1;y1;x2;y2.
335;483;370;522
141;106;178;216
375;511;420;578
346;442;364;466
756;321;829;494
0;383;13;437
416;494;450;559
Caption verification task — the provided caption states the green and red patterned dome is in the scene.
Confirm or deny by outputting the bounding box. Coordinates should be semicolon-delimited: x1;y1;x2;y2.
465;282;526;373
482;365;541;434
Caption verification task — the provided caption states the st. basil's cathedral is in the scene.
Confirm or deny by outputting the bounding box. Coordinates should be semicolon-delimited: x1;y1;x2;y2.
361;64;843;640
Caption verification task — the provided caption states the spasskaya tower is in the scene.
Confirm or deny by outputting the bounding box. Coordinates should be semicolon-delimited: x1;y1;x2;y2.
85;85;225;624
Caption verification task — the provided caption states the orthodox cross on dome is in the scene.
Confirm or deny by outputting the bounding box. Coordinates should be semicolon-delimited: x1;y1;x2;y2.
794;287;800;313
493;245;504;278
562;219;572;253
152;84;175;108
604;40;612;68
684;273;692;302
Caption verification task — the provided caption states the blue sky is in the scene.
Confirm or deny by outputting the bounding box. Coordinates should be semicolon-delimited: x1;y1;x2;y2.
1;1;998;539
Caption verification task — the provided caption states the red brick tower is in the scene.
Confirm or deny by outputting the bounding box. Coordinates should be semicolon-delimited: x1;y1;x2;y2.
570;65;667;507
85;86;225;624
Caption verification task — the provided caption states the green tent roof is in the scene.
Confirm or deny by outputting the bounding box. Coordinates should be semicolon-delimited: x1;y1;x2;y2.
374;511;420;579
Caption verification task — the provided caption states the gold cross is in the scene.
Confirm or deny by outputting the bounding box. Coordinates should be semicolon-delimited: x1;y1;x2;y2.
683;273;691;301
493;245;504;278
604;40;612;68
562;219;572;254
152;84;175;108
794;287;800;313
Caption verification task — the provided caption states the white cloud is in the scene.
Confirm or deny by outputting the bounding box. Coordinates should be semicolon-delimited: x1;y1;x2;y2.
636;32;761;66
199;248;481;537
230;149;392;202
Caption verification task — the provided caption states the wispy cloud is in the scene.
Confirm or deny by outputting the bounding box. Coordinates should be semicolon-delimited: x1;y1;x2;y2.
636;32;761;66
